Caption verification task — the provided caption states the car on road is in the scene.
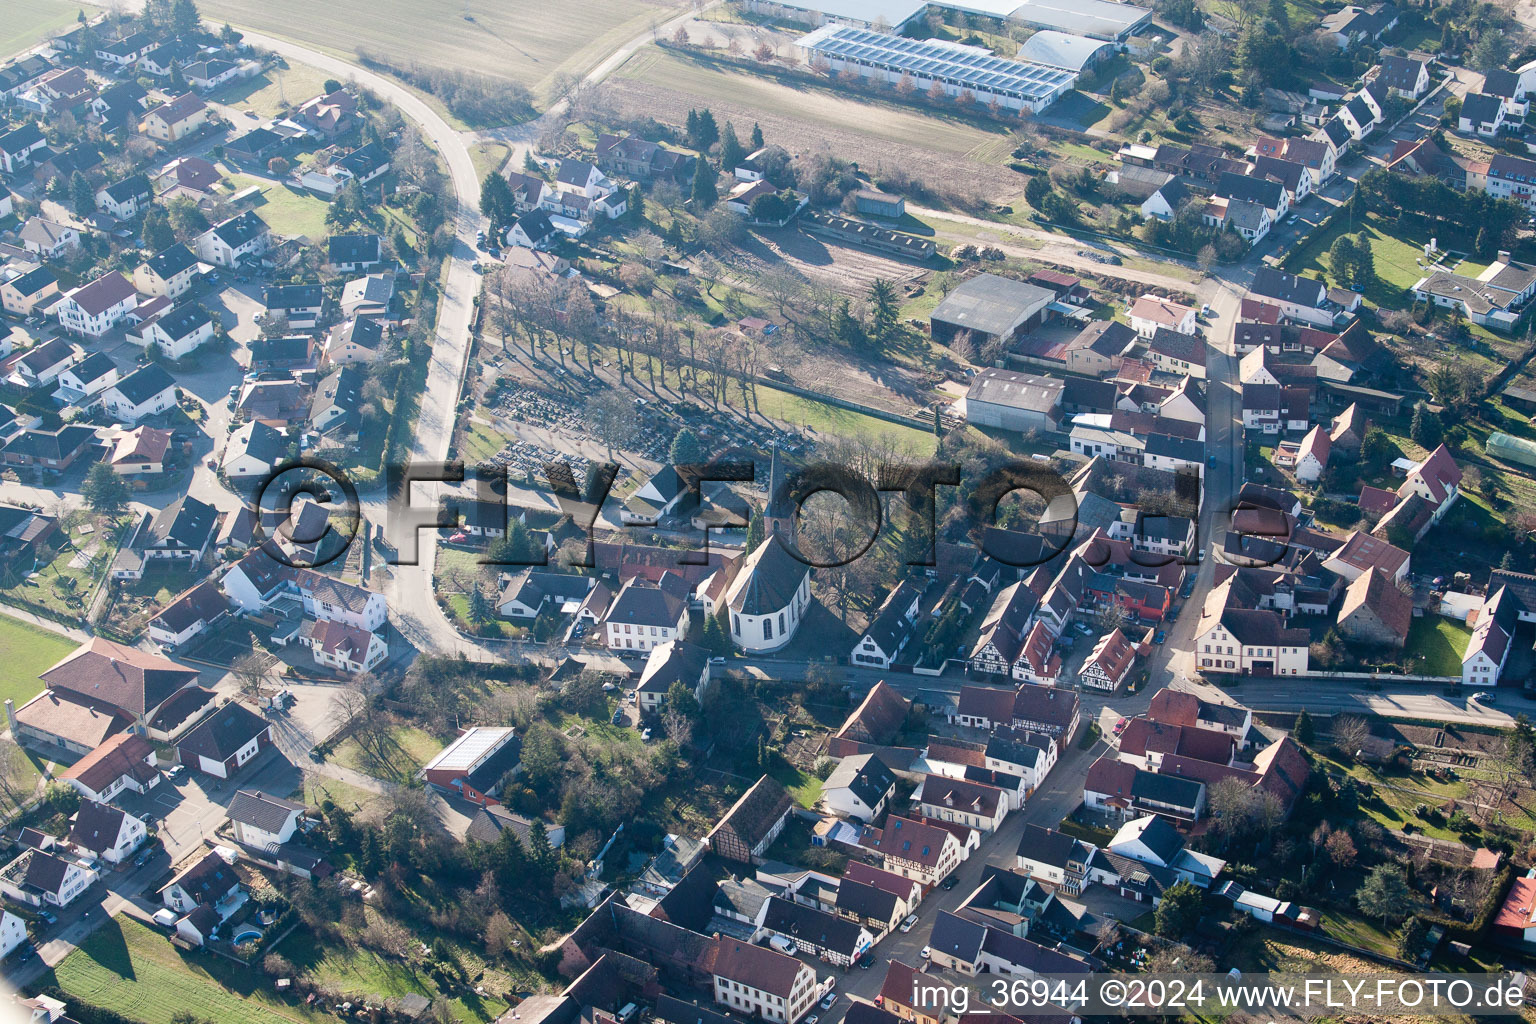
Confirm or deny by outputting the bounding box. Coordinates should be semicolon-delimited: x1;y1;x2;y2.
1153;630;1166;644
940;875;957;890
38;912;56;926
821;995;837;1010
1181;578;1195;599
856;953;874;969
1074;622;1093;636
1113;717;1129;735
1473;691;1497;704
901;914;919;933
920;946;932;959
805;1017;818;1024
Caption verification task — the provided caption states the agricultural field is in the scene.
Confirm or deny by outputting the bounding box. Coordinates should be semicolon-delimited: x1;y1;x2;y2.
195;0;669;105
50;917;323;1024
608;48;1028;204
0;0;89;60
0;613;75;708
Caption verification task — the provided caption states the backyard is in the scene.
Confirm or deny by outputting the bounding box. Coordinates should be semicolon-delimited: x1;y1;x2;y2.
0;613;76;707
49;917;324;1024
222;176;332;242
1404;617;1472;678
0;524;117;628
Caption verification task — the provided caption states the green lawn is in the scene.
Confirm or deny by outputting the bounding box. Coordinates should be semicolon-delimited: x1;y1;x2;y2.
0;529;114;627
1319;908;1400;958
0;613;75;708
770;762;823;810
0;0;90;60
752;385;938;456
1287;211;1435;308
459;420;510;464
278;931;511;1024
331;724;444;782
469;141;511;183
1404;616;1472;678
50;917;321;1024
217;62;336;120
224;175;331;242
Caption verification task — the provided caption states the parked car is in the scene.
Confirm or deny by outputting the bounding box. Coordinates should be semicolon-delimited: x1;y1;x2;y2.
920;946;931;959
1473;691;1497;704
821;995;836;1011
940;875;957;890
900;914;918;933
1153;630;1166;644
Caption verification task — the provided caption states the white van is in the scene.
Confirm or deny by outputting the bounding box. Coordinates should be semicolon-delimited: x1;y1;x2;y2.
769;935;798;956
618;1005;638;1024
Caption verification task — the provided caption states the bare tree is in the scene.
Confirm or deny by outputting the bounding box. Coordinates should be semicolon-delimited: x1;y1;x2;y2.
229;653;269;702
585;390;639;456
1331;715;1370;760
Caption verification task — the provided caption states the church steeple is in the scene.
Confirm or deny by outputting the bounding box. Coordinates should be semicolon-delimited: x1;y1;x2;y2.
763;442;793;538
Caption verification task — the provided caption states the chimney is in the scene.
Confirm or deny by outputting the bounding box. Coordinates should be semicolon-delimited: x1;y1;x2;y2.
1499;250;1512;264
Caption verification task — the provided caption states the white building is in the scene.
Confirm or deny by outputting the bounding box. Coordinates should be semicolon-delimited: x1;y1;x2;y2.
56;273;139;338
195;211;270;269
797;23;1076;114
719;536;812;654
67;800;147;865
127;303;216;360
711;938;820;1024
226;789;306;850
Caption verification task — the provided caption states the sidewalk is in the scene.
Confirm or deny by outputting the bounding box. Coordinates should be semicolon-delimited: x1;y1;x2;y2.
0;601;90;643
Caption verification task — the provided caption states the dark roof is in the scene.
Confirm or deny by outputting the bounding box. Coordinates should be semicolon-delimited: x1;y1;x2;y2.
178;702;270;762
825;751;897;809
151;303;213;342
1147;326;1206;366
145;495;219;550
151;578;229;635
710;937;806;996
762;895;866;956
111;364;177;406
264;283;323;309
607;576;687;628
210;211;268;249
514;209;556;241
328;233;381;264
635;639;710;695
1251;267;1327;308
226;789;304;834
0;123;44;153
64;351;116;387
144;244;198;281
1215;171;1284;210
335;142;388;177
22;850;72;893
464;804;553;847
7;265;56;298
68;800;131;854
929;910;987;963
163;849;239;905
1016;823;1093;870
727;535;810;615
834;876;900;922
709;775;793;850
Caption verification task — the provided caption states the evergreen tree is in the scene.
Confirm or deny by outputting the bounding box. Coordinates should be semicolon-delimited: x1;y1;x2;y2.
1294;710;1315;746
670;426;705;464
1410;403;1444;449
685;108;700;144
701;612;731;657
750;122;764;149
467;586;494;626
480;171;517;229
1329;234;1358;288
69;171;95;217
170;0;201;37
1352;231;1375;287
695;109;719;151
83;463;130;518
142;207;176;251
718;122;745;172
1024;173;1052;211
691;159;718;208
868;278;901;347
746;511;765;550
1476;224;1494;256
627;183;643;225
1501;551;1517;571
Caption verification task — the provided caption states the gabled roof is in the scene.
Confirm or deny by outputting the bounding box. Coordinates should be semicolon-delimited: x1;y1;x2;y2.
69;800;133;854
110;364;176;406
43;638;199;718
178;701;269;762
147;92;205;126
709;937;806;996
725;535;810;616
1338;567;1412;641
60;732;158;792
66;273;136;316
823;751;897;809
707;775;793;851
143;243;198;281
226;789;305;834
1251;267;1327;307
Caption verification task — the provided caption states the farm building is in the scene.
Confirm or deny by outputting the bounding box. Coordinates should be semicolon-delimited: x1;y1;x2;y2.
746;0;1149;39
930;273;1059;347
853;189;905;218
1016;31;1116;72
1488;431;1536;470
797;25;1077;114
961;368;1064;433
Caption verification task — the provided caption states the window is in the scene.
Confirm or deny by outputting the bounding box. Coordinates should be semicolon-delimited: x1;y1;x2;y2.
764;618;773;641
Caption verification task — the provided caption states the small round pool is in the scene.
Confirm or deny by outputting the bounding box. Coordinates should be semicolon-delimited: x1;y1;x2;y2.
233;929;263;946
